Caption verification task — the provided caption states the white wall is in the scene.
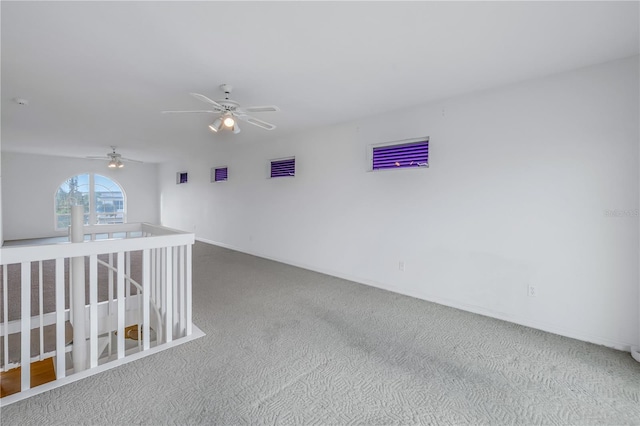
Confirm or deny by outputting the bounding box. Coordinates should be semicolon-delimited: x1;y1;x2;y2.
2;152;159;240
0;146;3;246
159;56;639;351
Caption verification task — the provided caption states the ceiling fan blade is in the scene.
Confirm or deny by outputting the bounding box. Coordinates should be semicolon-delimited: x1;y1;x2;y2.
236;105;280;113
236;114;277;130
161;110;217;114
121;157;144;164
189;93;225;111
86;156;107;160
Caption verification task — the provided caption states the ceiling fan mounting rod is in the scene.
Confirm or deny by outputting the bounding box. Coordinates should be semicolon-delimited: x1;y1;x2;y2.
220;84;232;99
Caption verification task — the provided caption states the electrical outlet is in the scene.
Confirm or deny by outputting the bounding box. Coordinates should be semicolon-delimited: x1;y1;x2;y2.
528;285;537;297
398;261;405;272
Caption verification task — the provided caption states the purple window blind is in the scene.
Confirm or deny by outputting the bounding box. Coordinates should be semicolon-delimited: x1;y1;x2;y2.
372;140;429;170
271;158;295;178
214;167;228;182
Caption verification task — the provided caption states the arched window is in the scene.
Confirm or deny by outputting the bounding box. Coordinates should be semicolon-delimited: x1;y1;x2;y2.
55;174;126;230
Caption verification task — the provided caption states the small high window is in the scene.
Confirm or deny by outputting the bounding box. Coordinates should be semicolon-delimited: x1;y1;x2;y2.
372;138;429;171
270;157;295;178
177;172;188;184
211;167;228;182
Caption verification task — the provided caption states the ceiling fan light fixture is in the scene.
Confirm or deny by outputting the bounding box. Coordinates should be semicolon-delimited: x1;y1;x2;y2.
88;146;141;167
209;118;222;132
223;114;235;128
165;85;278;134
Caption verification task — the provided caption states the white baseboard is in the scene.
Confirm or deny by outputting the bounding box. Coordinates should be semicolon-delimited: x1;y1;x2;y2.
196;237;637;354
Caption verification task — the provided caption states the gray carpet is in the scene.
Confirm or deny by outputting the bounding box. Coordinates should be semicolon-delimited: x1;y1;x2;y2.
1;242;639;425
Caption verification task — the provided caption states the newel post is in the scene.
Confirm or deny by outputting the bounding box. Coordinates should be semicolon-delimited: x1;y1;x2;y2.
70;205;87;372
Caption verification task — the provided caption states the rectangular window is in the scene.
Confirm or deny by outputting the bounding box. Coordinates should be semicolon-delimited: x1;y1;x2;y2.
211;166;228;182
176;172;188;184
270;157;295;178
372;138;429;171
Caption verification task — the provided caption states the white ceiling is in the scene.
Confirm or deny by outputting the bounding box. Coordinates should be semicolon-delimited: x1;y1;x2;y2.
2;1;638;163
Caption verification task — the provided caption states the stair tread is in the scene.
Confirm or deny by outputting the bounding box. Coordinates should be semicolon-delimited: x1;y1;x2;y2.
0;357;56;398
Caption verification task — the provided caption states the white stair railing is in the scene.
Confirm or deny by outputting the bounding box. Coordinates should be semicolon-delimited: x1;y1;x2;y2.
0;223;194;397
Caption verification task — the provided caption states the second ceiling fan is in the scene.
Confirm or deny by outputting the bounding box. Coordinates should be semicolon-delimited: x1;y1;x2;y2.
86;146;142;169
162;84;279;134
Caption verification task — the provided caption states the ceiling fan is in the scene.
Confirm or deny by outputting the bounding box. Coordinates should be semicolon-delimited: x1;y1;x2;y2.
86;146;143;169
162;84;279;134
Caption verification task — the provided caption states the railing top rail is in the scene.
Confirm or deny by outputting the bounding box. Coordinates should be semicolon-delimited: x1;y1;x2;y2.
83;223;142;235
1;224;195;265
141;223;192;236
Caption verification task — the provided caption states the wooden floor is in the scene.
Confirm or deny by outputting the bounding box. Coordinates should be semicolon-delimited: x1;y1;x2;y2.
1;323;149;398
0;357;57;398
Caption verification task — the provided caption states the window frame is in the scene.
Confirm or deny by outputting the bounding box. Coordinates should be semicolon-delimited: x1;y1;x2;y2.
176;172;188;184
368;136;429;172
211;166;228;183
54;173;127;231
269;156;296;178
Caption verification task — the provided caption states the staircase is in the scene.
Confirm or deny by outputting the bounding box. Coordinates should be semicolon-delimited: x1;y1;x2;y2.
1;358;56;398
0;222;202;406
0;324;144;397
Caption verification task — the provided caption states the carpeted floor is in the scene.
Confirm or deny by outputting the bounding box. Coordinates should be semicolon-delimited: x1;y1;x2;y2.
1;241;639;425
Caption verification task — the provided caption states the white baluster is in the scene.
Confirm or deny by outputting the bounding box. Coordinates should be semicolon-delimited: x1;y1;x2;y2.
142;249;150;351
55;258;65;379
165;248;172;343
71;205;86;373
125;251;131;302
89;254;98;368
156;248;161;318
186;244;192;336
179;245;186;335
3;265;8;371
107;252;113;358
21;262;31;391
161;248;167;331
172;246;178;337
117;252;125;359
150;248;155;307
38;261;43;360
